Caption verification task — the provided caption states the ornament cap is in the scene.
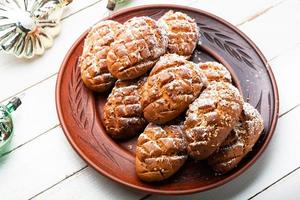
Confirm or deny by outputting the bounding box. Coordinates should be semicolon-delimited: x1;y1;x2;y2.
7;97;22;113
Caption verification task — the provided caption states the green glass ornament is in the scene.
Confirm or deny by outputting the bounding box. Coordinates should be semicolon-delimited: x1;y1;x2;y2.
107;0;127;10
0;97;21;154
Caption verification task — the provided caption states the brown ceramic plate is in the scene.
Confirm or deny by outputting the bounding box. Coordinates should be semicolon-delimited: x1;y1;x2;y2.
56;5;279;195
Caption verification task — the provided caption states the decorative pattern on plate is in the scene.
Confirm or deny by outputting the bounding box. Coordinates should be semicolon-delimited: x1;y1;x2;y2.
197;22;256;71
195;21;273;130
68;60;122;168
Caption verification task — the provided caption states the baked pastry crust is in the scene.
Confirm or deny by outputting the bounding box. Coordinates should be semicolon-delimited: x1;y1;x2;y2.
184;81;243;160
136;123;187;182
107;17;168;80
199;62;232;83
141;54;207;124
208;102;264;174
103;76;147;139
79;20;123;92
158;10;199;57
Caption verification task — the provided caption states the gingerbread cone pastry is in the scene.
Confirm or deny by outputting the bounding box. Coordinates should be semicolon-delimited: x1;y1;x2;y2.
141;54;207;124
198;62;232;83
136;123;187;182
103;76;147;139
107;17;168;80
159;10;199;58
184;81;243;160
79;20;123;92
208;102;264;174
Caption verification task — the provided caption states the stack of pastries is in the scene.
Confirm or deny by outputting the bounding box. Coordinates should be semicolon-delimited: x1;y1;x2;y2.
78;10;264;182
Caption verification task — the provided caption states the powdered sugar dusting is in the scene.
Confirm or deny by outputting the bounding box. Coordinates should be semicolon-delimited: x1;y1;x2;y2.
198;62;232;83
184;81;243;160
79;20;122;92
158;10;199;57
107;17;168;80
103;77;147;138
136;123;188;181
141;54;206;124
208;102;264;174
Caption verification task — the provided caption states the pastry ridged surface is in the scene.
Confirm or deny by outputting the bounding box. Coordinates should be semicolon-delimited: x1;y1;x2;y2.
141;54;207;124
107;17;168;80
199;62;232;83
159;10;199;57
136;123;187;182
79;20;123;92
208;102;264;174
184;81;243;160
103;77;147;139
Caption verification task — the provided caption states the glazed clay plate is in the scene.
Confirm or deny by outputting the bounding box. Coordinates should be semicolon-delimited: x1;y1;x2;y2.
56;5;279;195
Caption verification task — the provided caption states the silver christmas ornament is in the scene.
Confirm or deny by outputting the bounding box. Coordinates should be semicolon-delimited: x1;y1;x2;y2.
0;0;72;59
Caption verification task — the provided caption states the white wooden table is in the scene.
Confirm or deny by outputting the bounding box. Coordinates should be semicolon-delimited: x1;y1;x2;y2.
1;0;300;199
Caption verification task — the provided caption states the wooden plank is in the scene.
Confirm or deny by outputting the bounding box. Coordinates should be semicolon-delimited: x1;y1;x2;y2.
269;43;300;115
0;127;86;200
32;167;145;200
253;167;300;200
190;0;284;26
239;0;300;60
114;0;199;10
62;0;101;19
148;106;300;199
0;75;58;157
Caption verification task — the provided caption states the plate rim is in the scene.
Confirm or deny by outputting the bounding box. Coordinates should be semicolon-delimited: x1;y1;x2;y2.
56;4;279;195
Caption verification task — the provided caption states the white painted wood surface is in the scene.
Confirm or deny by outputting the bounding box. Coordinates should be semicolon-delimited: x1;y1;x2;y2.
0;0;299;199
254;164;300;200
